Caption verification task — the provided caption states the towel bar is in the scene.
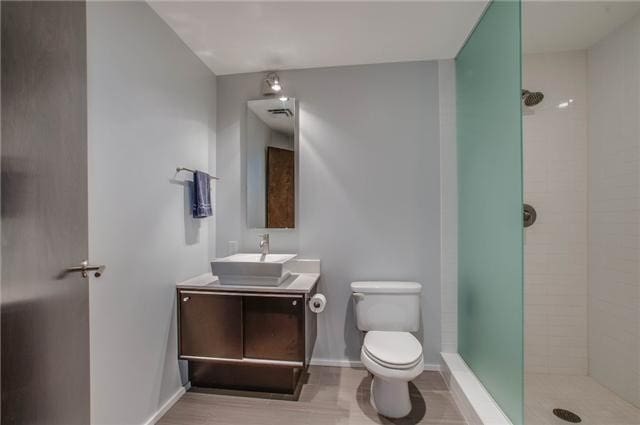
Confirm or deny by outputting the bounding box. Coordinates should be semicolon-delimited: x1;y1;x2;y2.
176;167;220;180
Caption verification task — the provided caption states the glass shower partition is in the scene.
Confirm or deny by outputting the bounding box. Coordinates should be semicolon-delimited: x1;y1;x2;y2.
456;1;523;424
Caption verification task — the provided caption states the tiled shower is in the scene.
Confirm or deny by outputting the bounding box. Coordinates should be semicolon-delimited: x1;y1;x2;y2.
523;10;640;424
588;14;640;407
524;50;589;377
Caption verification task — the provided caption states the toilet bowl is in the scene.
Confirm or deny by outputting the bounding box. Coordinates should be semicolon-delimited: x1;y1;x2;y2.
350;281;423;418
361;331;424;418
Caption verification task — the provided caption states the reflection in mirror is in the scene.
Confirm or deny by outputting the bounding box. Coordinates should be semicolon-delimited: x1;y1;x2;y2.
246;98;296;229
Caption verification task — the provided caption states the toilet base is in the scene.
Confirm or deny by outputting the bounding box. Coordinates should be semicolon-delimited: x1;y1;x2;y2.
369;376;412;418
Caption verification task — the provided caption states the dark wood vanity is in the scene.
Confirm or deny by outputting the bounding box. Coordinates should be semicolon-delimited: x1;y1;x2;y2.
177;275;318;396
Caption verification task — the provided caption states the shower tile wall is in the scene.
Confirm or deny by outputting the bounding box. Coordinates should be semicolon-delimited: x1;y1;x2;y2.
588;12;640;407
523;51;588;375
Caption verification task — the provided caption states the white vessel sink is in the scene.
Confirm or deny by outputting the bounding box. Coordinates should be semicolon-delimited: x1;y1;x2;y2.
211;253;297;286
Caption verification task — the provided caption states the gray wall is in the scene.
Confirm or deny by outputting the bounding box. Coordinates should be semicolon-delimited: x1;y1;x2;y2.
216;61;442;365
270;130;294;150
87;3;216;424
246;109;270;228
438;59;458;354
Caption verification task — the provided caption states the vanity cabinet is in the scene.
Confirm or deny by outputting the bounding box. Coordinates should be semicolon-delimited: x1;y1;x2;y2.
177;287;317;396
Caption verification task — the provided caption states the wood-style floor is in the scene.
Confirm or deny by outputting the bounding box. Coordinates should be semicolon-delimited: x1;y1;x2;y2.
158;366;467;425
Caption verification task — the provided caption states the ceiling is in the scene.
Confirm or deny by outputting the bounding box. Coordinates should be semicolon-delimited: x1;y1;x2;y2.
248;98;295;135
148;1;488;75
523;1;640;54
149;1;640;76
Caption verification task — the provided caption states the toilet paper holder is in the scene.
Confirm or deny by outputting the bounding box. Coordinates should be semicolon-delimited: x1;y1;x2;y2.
308;293;326;313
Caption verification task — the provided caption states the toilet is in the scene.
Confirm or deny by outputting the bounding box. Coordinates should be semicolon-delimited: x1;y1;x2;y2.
351;281;423;418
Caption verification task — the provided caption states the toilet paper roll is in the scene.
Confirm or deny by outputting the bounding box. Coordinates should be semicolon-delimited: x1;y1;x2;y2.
309;294;327;313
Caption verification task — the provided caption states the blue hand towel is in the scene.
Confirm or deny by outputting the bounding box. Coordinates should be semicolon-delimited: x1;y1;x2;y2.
192;170;213;218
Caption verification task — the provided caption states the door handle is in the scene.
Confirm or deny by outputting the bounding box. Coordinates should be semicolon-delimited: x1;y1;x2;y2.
66;260;106;278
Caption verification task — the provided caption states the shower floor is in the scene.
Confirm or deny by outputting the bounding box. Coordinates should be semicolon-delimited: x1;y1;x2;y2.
526;374;640;425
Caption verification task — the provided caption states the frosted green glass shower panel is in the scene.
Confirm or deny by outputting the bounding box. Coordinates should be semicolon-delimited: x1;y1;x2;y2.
456;1;523;424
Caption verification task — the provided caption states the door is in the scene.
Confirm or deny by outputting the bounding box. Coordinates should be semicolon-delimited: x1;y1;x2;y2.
456;1;523;424
266;146;294;228
1;2;91;424
178;291;243;359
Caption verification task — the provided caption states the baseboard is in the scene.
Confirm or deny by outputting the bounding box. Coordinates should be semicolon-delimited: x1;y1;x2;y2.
423;362;441;372
440;352;512;425
142;382;190;425
310;358;364;368
310;357;441;371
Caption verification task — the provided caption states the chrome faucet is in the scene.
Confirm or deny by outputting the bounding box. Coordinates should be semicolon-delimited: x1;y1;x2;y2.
259;234;270;255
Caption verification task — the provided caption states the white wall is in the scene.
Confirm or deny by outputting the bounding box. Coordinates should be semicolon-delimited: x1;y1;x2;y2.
588;13;640;407
87;3;216;424
523;51;589;376
246;109;270;228
271;130;294;150
216;61;442;365
438;59;457;354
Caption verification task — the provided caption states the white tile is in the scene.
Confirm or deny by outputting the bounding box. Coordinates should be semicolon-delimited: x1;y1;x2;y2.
526;374;640;425
587;14;640;408
524;50;589;378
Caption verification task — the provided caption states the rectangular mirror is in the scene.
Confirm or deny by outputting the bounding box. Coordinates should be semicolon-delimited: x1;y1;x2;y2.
246;98;297;229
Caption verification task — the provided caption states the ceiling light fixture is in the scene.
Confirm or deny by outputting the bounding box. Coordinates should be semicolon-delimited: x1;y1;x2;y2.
263;72;283;96
279;96;289;102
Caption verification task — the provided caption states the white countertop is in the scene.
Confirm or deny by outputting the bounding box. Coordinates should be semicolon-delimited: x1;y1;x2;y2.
177;258;320;294
176;272;320;294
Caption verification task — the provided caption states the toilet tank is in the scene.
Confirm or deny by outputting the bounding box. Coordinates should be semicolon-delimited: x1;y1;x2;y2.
351;281;422;332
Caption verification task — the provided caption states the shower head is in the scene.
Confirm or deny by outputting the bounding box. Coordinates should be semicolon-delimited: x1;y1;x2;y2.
522;89;544;107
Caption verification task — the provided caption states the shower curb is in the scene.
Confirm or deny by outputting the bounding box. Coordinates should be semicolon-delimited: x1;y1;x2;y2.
440;352;512;425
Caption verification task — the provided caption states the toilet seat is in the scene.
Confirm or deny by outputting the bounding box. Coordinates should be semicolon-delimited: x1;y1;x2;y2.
363;331;423;370
361;345;424;383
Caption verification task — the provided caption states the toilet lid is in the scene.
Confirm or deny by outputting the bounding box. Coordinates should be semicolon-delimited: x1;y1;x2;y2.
363;331;423;368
